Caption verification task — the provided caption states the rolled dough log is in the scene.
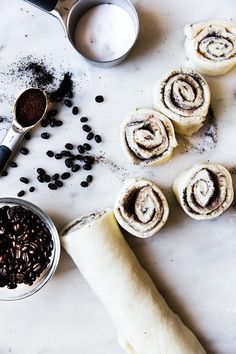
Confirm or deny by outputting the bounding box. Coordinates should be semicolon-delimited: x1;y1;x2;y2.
61;210;206;354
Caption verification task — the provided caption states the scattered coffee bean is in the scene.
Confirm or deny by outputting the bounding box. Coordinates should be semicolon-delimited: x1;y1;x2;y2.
83;143;91;151
71;164;80;172
95;95;104;103
76;154;83;161
77;145;85;154
29;187;35;192
65;158;73;168
70;154;76;160
37;175;45;183
37;168;46;176
61;172;70;180
1;171;8;177
46;150;54;158
44;175;51;183
81;181;88;187
48;183;57;190
55;180;63;188
48;109;58;117
41;120;48;128
20;177;29;184
0;117;4;123
65;143;74;150
86;175;93;183
87;132;94;140
83;163;92;171
52;173;59;181
82;124;91;132
10;162;17;168
56;120;63;127
64;99;72;107
41;132;50;139
55;153;62;160
83;156;94;164
95;135;102;143
61;150;71;157
20;147;29;155
17;190;25;197
50;119;56;128
72;106;79;115
24;132;31;140
80;117;88;123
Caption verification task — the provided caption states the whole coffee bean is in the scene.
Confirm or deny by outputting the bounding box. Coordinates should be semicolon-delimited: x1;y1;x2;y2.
61;150;71;157
72;106;79;115
41;120;48;128
86;175;93;183
24;132;31;140
10;162;17;168
56;120;63;127
65;158;73;168
1;171;8;177
46;150;54;158
67;91;73;99
95;135;102;143
81;181;88;188
17;190;25;198
37;175;45;183
64;99;72;107
41;132;50;139
95;95;104;103
65;143;74;150
44;175;51;183
50;119;56;128
61;172;70;180
77;145;85;154
83;143;91;151
82;124;91;132
52;173;59;181
55;180;63;188
37;168;46;176
83;156;94;164
71;164;80;172
48;183;57;190
55;153;62;160
48;109;58;117
76;154;83;161
20;177;29;184
29;187;35;193
20;147;29;155
80;117;88;123
87;132;94;141
83;164;92;171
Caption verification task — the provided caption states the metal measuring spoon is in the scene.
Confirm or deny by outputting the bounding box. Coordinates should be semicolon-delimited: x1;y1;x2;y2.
0;88;48;175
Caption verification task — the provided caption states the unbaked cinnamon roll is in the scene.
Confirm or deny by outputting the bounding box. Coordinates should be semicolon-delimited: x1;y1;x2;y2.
120;108;177;166
184;21;236;76
173;163;234;220
153;68;211;136
114;178;169;238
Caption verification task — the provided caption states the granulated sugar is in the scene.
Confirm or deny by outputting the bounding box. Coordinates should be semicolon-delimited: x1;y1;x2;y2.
74;4;136;61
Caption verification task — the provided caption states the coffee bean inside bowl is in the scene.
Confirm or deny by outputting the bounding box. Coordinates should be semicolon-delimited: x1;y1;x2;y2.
0;205;53;289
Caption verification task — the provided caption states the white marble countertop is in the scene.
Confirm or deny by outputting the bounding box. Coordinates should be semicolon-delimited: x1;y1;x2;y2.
0;0;236;353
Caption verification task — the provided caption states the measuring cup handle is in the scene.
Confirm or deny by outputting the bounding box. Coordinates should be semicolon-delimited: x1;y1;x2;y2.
0;146;12;175
23;0;58;12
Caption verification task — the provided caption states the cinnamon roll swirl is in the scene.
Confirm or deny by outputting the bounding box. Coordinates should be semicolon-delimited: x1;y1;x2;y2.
153;68;211;136
173;163;234;220
184;21;236;76
114;178;169;238
121;108;177;166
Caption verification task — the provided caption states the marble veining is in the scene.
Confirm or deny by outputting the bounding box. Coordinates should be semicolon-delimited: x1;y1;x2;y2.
0;0;236;353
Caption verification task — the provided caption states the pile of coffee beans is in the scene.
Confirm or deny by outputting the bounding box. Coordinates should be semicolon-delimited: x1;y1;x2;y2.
0;205;53;289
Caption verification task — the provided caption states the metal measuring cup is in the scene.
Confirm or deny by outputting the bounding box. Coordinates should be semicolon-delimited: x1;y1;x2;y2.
0;88;48;175
23;0;140;67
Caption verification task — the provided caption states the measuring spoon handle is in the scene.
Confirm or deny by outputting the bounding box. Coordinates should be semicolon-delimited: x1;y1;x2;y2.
23;0;58;12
